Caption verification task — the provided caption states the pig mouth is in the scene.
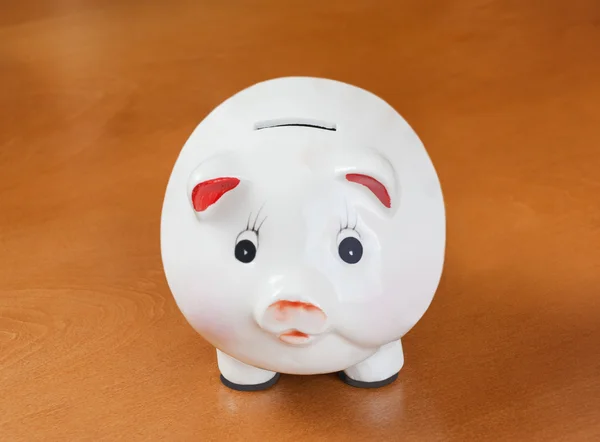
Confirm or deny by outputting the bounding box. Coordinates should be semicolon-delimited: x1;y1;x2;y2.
278;329;315;345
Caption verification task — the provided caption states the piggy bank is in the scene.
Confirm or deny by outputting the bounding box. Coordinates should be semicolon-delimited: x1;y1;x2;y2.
160;77;445;391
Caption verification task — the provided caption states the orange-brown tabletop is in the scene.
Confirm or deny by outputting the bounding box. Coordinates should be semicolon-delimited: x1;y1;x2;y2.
1;1;599;440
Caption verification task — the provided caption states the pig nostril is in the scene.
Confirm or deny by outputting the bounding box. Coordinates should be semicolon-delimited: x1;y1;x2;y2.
257;298;329;338
265;300;327;324
273;309;289;321
270;300;324;314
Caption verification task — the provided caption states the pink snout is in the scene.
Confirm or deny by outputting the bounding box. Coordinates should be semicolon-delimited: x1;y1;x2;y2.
258;300;328;345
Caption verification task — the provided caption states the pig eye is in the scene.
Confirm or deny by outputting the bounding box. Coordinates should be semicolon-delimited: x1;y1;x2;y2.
235;240;256;263
235;230;258;263
337;229;363;264
338;237;363;264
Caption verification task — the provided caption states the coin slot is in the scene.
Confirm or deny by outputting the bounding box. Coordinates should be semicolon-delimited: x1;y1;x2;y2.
254;118;336;131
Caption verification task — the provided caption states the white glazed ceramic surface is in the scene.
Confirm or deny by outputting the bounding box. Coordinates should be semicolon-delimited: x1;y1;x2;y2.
160;77;445;388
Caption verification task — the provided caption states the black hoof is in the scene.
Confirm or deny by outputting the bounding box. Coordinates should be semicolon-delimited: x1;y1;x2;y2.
220;373;281;392
338;371;399;389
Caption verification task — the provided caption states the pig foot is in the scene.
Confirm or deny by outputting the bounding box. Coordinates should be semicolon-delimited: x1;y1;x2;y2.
339;340;404;388
216;349;280;391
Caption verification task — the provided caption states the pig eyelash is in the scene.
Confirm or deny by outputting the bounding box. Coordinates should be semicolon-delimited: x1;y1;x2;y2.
339;219;359;234
339;201;360;235
245;205;267;234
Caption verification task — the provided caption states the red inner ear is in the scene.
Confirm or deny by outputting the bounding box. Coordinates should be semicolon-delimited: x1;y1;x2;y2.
191;177;240;212
346;173;391;208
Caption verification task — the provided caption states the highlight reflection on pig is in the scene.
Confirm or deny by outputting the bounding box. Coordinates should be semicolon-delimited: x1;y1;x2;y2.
160;77;445;391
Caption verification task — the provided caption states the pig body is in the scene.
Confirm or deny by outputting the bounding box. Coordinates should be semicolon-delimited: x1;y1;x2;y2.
160;77;445;390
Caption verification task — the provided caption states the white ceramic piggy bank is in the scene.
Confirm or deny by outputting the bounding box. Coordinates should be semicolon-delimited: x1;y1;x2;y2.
160;77;445;391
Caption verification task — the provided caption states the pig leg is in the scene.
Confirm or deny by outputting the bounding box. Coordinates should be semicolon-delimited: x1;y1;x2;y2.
216;349;280;391
339;340;404;388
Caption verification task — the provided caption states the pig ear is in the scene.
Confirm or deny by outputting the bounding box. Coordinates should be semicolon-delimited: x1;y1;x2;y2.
187;154;243;214
190;177;240;212
335;150;398;214
345;173;391;208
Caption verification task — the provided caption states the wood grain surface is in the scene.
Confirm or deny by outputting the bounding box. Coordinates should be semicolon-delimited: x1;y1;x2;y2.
1;1;599;440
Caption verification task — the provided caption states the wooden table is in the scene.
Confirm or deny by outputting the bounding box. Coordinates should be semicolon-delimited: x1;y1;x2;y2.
1;1;599;440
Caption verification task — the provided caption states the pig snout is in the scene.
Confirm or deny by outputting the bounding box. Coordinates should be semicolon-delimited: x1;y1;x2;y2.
256;300;328;343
